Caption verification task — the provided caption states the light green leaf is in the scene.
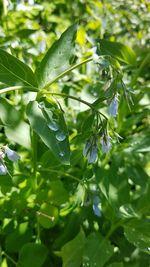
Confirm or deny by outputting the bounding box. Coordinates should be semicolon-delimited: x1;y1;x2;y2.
38;203;59;229
26;100;70;164
35;23;78;89
0;49;37;88
61;230;85;267
99;40;136;65
83;232;114;267
18;243;48;267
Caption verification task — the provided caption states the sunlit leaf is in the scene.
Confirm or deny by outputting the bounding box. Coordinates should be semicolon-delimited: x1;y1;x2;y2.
35;23;78;89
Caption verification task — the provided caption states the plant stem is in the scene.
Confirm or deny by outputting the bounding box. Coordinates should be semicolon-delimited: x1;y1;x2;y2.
32;131;38;190
0;85;38;95
38;167;81;183
43;57;93;89
3;252;18;266
44;91;108;120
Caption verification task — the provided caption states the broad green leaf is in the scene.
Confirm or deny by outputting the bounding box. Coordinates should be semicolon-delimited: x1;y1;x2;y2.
99;40;136;65
83;232;114;267
0;49;37;88
18;243;48;267
5;222;32;252
124;219;150;253
35;23;78;89
26;100;70;164
38;203;59;229
61;230;85;267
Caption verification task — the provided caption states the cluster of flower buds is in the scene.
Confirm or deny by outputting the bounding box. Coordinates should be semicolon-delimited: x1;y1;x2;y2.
83;133;112;164
0;145;20;175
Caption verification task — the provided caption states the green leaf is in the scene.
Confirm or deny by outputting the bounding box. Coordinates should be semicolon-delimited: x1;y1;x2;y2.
61;230;85;267
124;219;150;253
18;243;48;267
35;23;78;89
48;180;69;205
0;49;37;88
83;232;114;267
38;203;59;229
99;40;136;65
5;222;32;252
26;100;70;164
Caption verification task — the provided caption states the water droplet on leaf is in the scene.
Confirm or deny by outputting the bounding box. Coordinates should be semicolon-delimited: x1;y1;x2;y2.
56;132;66;141
48;122;59;131
59;151;65;157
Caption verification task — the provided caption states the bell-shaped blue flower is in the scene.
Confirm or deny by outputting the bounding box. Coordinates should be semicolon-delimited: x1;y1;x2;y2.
101;135;112;154
83;140;98;164
4;146;20;162
108;95;118;117
93;196;101;217
0;162;7;175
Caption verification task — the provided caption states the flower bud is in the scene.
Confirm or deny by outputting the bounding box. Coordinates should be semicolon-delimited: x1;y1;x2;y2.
0;162;7;175
108;95;118;117
4;146;20;162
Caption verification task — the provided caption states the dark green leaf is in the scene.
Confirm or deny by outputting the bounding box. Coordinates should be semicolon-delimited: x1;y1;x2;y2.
124;219;150;253
99;40;136;65
26;100;70;164
0;49;37;88
35;23;78;89
18;243;48;267
61;230;85;267
83;232;114;267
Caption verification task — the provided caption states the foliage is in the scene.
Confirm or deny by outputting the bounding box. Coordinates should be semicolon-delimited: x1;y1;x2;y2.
0;0;150;267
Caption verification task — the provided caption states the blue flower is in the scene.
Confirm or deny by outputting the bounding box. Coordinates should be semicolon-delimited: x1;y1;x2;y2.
4;146;20;162
83;141;98;164
101;135;112;154
0;162;7;175
108;95;118;117
93;196;101;217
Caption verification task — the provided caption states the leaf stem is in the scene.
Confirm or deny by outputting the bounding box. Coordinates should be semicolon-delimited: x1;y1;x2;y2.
3;252;18;266
0;85;38;95
32;131;38;190
43;57;93;89
44;91;108;120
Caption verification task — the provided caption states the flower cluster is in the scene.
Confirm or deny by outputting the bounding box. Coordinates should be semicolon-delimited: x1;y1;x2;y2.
83;133;112;164
0;146;20;175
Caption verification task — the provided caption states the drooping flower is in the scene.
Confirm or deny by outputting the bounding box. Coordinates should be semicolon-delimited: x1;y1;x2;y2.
93;196;101;217
108;95;118;117
83;140;98;164
101;134;112;154
0;162;7;175
4;146;20;162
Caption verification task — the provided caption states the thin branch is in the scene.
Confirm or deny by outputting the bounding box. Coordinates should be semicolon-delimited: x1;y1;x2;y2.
44;91;108;120
43;57;93;89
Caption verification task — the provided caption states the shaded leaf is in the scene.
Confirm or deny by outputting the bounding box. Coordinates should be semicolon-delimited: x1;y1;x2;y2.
0;49;37;88
26;100;70;164
18;243;48;267
99;40;136;65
